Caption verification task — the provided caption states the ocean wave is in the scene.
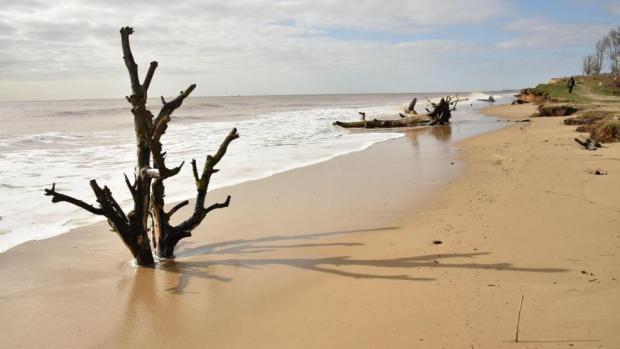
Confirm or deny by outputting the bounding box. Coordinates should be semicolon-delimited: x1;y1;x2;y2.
0;93;515;253
0;103;403;253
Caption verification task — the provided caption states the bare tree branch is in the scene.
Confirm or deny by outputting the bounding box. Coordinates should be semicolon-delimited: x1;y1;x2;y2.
191;159;200;183
153;84;196;127
120;27;143;104
143;61;158;93
176;128;239;232
149;114;185;178
124;173;137;198
167;200;189;219
44;183;104;215
89;180;129;226
204;195;231;215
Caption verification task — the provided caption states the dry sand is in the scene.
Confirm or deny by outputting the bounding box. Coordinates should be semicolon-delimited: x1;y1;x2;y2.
1;103;619;348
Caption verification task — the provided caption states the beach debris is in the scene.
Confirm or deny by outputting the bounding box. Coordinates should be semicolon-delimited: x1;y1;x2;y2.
550;105;579;116
405;97;418;114
432;240;443;245
334;114;429;128
574;137;601;150
564;111;612;125
514;88;546;104
511;99;529;105
477;95;495;103
515;119;531;123
44;27;239;267
426;96;459;125
333;95;458;129
588;169;608;175
590;120;620;143
515;295;525;343
537;104;578;117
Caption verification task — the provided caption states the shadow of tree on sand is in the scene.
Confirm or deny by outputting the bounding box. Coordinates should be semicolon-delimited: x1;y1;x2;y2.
155;226;568;294
176;226;400;257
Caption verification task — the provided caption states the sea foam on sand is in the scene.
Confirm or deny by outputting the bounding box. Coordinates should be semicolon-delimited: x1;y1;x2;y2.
0;92;509;252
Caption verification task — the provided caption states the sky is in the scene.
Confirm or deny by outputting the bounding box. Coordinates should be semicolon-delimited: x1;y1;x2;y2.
0;0;618;101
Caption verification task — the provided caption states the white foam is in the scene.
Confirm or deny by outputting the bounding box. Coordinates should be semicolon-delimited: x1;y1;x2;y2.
0;91;518;253
0;104;403;252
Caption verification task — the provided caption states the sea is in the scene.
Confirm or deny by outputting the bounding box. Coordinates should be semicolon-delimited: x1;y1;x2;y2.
0;91;514;252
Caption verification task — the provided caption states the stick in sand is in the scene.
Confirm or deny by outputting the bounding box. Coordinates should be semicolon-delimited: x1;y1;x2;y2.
515;295;525;343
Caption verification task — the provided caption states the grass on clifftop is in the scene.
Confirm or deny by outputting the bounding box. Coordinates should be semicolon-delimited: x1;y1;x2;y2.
533;78;586;104
529;75;620;143
579;75;620;97
532;75;620;105
591;121;620;143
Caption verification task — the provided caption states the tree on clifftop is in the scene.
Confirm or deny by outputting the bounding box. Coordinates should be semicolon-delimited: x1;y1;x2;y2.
44;27;239;267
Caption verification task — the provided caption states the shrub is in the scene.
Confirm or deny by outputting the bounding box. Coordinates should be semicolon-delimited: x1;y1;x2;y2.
537;104;578;117
564;110;614;125
590;121;620;143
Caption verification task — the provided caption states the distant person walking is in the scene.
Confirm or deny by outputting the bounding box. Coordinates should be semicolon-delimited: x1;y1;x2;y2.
567;76;576;94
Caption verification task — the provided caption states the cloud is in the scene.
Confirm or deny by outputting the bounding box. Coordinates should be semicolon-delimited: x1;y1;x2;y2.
498;18;609;49
0;0;511;99
0;0;612;99
0;0;508;81
610;1;620;15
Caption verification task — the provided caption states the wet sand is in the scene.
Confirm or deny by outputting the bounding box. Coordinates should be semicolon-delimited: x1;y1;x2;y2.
2;103;620;348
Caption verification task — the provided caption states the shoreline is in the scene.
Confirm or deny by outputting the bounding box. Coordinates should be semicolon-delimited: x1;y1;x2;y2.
2;103;619;348
0;102;503;254
0;131;404;254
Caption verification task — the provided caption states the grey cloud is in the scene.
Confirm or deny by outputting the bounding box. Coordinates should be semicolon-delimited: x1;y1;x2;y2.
498;18;610;49
0;0;608;100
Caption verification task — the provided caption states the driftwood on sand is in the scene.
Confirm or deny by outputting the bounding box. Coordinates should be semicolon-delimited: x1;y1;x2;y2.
406;97;418;114
574;137;601;150
44;27;239;267
333;96;458;129
333;115;429;128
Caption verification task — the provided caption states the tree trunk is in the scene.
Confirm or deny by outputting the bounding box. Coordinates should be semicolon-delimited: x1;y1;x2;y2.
333;115;429;128
44;27;238;267
406;97;418;114
333;96;458;129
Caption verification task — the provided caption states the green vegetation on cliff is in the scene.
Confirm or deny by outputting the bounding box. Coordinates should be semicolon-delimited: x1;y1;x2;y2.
531;75;620;105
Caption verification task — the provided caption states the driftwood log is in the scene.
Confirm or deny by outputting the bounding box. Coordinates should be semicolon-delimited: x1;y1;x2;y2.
426;96;458;125
44;27;239;266
334;96;458;129
406;97;418;114
334;115;429;128
574;138;601;150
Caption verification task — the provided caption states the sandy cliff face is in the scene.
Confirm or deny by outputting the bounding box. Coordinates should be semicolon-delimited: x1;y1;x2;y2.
516;88;547;104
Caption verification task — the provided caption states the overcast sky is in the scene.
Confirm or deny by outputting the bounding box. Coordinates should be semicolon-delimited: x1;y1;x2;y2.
0;0;618;101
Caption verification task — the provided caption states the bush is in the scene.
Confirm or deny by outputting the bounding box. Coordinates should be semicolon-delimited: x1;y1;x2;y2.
576;125;594;133
564;110;614;125
537;104;578;117
591;121;620;143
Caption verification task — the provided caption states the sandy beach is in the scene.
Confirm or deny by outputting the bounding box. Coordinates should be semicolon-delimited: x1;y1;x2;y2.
1;103;619;348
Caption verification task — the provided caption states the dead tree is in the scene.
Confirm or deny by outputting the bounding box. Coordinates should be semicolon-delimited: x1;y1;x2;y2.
425;96;458;125
333;115;429;128
333;95;458;129
44;27;239;266
574;138;601;150
406;97;418;114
